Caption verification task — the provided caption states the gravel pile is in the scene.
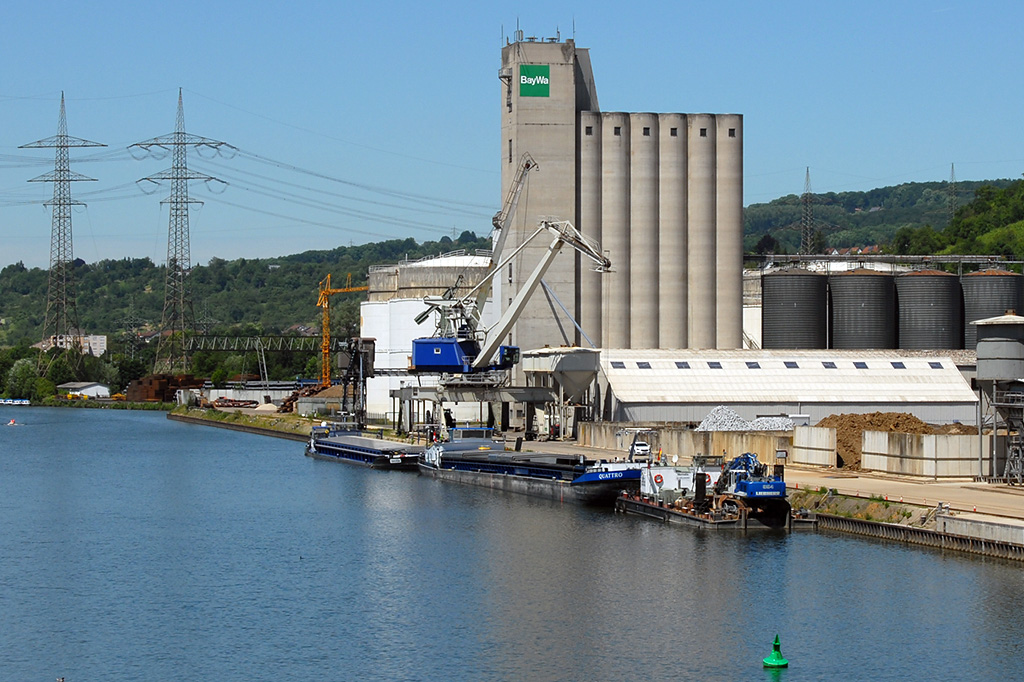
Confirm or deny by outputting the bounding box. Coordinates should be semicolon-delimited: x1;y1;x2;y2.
750;416;794;431
695;406;752;432
696;406;793;432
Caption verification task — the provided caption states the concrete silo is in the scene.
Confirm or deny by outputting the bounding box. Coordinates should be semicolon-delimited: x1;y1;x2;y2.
600;112;631;349
578;110;603;347
658;113;687;349
715;114;743;349
629;112;660;348
687;114;717;348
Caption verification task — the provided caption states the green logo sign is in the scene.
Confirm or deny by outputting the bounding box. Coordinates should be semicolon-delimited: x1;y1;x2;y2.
519;65;550;97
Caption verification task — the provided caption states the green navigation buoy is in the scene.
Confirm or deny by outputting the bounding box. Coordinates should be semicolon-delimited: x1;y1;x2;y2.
763;634;789;668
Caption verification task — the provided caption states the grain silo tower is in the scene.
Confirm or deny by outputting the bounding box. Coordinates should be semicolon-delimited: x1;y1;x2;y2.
761;268;828;349
499;33;743;358
963;269;1024;350
829;269;897;349
895;270;962;350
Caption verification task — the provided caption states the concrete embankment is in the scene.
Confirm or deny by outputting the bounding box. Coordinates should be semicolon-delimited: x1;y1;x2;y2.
167;411;309;442
791;489;1024;561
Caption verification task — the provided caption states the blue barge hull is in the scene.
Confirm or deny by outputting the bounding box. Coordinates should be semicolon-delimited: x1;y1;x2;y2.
306;430;420;470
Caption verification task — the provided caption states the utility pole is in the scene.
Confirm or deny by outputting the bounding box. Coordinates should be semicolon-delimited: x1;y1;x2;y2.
799;167;815;256
20;93;105;373
131;89;233;374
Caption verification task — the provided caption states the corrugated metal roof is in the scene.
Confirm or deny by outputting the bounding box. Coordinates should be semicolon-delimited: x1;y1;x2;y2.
601;349;977;405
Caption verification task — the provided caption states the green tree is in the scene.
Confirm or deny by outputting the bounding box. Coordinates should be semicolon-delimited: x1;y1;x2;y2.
6;358;38;399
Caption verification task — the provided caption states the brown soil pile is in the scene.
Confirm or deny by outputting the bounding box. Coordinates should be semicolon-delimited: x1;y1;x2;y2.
815;412;979;469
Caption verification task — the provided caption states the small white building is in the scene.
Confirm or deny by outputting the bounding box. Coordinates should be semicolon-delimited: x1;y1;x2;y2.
56;382;111;399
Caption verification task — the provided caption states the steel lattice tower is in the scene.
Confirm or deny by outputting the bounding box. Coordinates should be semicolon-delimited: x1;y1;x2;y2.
947;163;958;227
20;93;105;369
799;167;815;255
131;89;232;374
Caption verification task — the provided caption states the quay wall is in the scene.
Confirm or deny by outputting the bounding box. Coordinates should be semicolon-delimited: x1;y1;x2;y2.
818;513;1024;561
938;514;1024;546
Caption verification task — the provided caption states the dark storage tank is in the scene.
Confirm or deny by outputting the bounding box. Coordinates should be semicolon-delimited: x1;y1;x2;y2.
895;270;963;349
761;268;828;349
829;268;897;349
962;269;1024;350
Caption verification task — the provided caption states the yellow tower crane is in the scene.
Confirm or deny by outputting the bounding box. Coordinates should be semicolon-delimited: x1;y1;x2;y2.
317;273;369;387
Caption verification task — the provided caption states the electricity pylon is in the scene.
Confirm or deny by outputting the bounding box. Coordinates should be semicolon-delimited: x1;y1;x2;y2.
20;93;105;372
130;89;233;374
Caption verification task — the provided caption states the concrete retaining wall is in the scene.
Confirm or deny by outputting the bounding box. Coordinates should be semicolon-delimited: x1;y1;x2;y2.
579;423;792;463
792;427;836;467
862;432;991;478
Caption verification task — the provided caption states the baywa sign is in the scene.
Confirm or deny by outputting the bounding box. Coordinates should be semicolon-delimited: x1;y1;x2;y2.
519;65;550;97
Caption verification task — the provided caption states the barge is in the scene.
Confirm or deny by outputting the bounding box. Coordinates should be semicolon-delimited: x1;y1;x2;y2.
616;454;810;530
418;428;642;506
306;423;420;470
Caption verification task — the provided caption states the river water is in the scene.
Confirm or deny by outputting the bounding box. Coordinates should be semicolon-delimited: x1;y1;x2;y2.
2;407;1023;681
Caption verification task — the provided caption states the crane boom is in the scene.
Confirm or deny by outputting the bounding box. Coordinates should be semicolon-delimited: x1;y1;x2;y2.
472;220;609;369
471;153;537;332
410;219;609;374
318;273;369;387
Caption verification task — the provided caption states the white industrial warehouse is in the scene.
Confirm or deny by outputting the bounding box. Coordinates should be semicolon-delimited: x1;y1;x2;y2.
596;349;978;425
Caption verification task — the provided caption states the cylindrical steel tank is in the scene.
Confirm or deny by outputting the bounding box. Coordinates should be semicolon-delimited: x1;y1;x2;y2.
715;113;743;349
687;114;717;348
963;269;1024;350
829;269;897;349
761;269;828;349
658;113;687;348
895;270;963;349
976;313;1024;381
629;113;660;349
578;111;603;348
601;112;631;349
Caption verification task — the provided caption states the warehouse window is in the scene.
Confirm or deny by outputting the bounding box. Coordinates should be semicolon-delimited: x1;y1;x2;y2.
784;361;799;369
637;361;652;369
585;126;593;136
675;361;690;369
822;361;837;369
854;361;868;369
670;127;678;137
708;361;722;369
746;361;760;369
614;126;621;136
643;127;650;136
891;361;906;369
929;361;943;369
728;128;736;137
700;128;707;137
611;361;625;369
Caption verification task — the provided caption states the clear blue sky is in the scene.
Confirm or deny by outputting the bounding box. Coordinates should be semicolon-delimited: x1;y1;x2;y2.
2;0;1022;269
